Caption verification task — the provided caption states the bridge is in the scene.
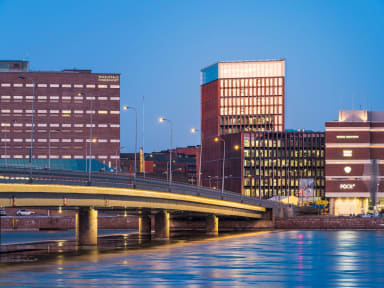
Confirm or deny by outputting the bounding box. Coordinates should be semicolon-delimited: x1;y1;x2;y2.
0;168;292;245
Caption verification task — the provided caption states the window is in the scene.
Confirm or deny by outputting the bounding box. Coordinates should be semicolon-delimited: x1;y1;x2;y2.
343;150;353;157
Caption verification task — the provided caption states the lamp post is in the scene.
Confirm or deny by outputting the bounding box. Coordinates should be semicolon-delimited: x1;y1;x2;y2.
48;129;60;169
159;117;173;185
191;128;202;186
123;106;137;184
18;76;36;183
214;136;226;197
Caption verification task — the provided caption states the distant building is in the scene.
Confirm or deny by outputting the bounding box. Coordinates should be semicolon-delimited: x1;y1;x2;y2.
0;60;120;170
326;110;384;215
203;131;325;199
121;146;199;184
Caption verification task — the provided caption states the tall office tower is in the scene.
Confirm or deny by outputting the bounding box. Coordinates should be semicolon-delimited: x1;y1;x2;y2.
326;110;384;216
0;60;120;171
200;60;285;191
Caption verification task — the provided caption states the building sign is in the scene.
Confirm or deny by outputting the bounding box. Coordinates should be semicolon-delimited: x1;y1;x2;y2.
98;75;119;82
340;184;355;189
299;178;314;201
336;135;359;139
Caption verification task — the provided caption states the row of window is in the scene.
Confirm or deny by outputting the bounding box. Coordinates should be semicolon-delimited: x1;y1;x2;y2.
221;96;283;107
243;189;324;198
0;139;120;143
0;95;119;101
244;159;325;168
0;83;120;89
0;155;119;159
244;178;325;187
221;126;283;134
244;150;324;158
220;87;283;97
0;109;120;115
220;77;283;88
220;106;283;116
1;123;119;128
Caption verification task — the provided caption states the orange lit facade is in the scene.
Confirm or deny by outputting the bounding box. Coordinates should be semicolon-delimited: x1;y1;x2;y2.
326;110;384;215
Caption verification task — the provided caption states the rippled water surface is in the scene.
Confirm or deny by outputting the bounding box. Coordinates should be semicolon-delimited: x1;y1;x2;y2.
1;230;384;287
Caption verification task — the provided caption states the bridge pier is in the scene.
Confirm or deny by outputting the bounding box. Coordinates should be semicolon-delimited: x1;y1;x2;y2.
138;212;151;239
206;214;219;236
154;210;170;240
77;207;98;246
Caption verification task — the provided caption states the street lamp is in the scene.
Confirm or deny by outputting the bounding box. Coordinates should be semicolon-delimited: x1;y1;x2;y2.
123;106;137;184
214;136;225;197
159;117;173;185
48;129;61;169
191;128;202;186
18;76;36;183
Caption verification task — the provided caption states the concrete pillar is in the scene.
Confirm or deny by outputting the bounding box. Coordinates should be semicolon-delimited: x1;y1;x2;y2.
75;213;79;241
154;210;170;240
78;207;98;246
206;214;219;236
138;214;151;239
329;198;335;216
278;208;284;218
263;208;274;222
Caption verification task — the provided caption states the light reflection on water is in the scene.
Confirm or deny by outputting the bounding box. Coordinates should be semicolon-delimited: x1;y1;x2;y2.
1;231;384;287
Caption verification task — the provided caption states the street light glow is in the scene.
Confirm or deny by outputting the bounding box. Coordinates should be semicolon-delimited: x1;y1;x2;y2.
159;117;165;123
191;128;198;133
234;144;240;150
214;137;219;142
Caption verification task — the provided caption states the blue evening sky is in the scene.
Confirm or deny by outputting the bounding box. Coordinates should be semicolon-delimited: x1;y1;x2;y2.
1;0;383;153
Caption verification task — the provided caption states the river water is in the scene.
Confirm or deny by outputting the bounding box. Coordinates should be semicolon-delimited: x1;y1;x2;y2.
1;230;384;287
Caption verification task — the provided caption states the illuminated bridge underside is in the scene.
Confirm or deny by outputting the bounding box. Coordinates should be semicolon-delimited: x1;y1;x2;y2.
0;184;265;219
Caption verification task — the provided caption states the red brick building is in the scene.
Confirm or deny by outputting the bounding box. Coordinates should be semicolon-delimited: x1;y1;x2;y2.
0;60;120;169
326;110;384;215
200;60;286;192
120;146;199;184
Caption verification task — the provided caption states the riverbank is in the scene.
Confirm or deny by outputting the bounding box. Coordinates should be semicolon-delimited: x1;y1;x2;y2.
276;216;384;229
3;215;384;232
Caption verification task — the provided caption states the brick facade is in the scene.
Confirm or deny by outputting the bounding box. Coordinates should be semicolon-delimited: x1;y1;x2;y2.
0;61;120;169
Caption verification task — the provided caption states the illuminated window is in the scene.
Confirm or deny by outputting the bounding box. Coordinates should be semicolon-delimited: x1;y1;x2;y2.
343;150;353;157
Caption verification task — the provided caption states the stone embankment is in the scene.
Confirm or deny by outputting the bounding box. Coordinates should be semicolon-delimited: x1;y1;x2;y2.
0;216;138;231
275;216;384;229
